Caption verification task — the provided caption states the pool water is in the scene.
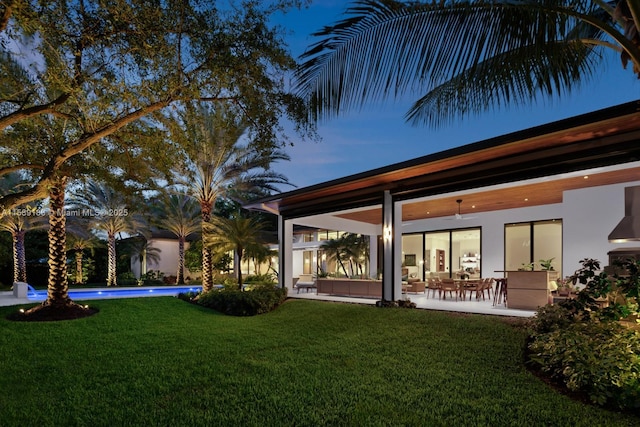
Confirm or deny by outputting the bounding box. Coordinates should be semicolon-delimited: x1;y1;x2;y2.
27;285;202;302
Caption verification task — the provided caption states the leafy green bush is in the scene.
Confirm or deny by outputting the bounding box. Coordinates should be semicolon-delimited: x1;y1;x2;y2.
529;302;585;335
244;273;276;284
196;285;287;316
528;320;640;410
116;271;137;286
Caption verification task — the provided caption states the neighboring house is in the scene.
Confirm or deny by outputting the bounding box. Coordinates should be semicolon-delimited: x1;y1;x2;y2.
132;230;275;281
130;230;200;280
247;100;640;301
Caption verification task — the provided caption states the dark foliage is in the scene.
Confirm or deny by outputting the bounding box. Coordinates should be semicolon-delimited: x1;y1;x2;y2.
195;284;287;316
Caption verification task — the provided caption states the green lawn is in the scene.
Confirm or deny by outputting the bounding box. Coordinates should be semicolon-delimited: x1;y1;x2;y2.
0;298;637;427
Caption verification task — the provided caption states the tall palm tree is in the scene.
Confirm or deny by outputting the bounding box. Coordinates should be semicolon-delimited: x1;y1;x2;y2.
0;205;47;284
296;0;640;127
154;193;200;284
71;181;146;286
204;213;266;290
166;102;290;292
0;173;47;284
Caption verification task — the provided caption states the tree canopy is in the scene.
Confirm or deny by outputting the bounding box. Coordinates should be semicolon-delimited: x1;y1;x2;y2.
0;0;314;210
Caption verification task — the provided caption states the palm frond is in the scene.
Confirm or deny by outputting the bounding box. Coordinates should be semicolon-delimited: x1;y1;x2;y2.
295;0;632;126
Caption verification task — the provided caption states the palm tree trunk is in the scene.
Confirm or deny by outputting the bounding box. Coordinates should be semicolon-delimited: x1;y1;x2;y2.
236;247;243;290
45;177;70;305
75;251;83;284
12;230;26;283
200;201;213;292
177;236;185;285
107;233;117;286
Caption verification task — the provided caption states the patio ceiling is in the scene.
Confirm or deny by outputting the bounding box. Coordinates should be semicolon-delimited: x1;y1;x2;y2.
335;166;640;225
248;100;640;222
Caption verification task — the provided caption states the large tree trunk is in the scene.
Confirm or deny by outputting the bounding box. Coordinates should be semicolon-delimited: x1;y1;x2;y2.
106;233;117;286
75;251;83;284
177;236;185;285
12;229;26;283
200;201;213;292
45;177;70;305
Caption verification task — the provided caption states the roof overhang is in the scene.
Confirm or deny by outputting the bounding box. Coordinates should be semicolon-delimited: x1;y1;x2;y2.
246;100;640;221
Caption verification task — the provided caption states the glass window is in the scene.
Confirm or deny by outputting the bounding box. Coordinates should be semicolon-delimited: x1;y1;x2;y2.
402;234;423;279
424;231;450;276
505;220;562;275
505;223;531;271
533;220;562;275
452;229;481;278
303;251;313;274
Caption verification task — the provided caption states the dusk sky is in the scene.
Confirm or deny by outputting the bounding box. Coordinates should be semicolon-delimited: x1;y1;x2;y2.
270;1;640;191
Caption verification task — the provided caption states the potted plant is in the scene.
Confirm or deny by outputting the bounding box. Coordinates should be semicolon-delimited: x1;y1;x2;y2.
518;262;534;271
539;258;555;271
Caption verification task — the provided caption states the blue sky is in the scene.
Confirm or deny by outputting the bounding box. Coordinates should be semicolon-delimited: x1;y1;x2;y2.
271;1;640;190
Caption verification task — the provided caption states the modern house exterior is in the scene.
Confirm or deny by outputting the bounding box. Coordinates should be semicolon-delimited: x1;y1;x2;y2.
247;100;640;304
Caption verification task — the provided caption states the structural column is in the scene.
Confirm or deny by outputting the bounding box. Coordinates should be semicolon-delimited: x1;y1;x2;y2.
278;216;294;292
382;190;394;300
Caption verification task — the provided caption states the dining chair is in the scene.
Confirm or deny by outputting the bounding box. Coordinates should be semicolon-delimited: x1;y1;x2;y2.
462;279;482;300
426;278;441;298
440;278;458;301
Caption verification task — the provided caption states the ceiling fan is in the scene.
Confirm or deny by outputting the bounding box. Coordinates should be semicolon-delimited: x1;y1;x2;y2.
446;199;476;220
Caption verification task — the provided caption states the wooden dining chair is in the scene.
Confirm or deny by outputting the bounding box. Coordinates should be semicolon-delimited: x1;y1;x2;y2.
462;279;482;300
426;278;441;298
440;278;458;301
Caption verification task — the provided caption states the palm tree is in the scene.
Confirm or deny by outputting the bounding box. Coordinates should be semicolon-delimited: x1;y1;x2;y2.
0;205;47;284
0;173;47;284
120;236;162;281
154;194;200;284
321;237;350;277
340;233;369;277
204;213;266;290
296;0;640;127
166;102;290;292
71;181;146;286
65;224;101;286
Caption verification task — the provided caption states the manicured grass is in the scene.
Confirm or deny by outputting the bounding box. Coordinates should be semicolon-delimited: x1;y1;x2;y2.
0;298;637;426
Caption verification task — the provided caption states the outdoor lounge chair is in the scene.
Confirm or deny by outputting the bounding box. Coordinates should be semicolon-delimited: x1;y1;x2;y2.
295;274;316;293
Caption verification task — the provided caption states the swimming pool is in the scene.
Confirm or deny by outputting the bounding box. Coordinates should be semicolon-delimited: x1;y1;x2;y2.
26;285;203;302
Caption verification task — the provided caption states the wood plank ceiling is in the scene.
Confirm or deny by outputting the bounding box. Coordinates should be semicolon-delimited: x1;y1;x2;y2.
335;167;640;225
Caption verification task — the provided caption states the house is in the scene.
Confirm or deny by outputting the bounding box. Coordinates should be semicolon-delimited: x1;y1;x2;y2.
247;100;640;303
130;230;201;281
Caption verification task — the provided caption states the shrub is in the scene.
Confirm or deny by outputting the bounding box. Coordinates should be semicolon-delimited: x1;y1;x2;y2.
528;320;640;410
196;285;287;316
116;271;137;286
529;302;586;335
244;273;276;284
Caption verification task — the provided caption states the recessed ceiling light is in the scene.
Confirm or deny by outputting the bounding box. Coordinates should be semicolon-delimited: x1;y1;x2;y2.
524;198;529;201
471;205;476;208
583;175;589;179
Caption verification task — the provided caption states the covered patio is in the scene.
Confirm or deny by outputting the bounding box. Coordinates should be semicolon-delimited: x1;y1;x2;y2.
247;100;640;312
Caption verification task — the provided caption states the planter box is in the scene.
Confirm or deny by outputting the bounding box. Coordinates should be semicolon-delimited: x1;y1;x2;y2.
317;278;382;298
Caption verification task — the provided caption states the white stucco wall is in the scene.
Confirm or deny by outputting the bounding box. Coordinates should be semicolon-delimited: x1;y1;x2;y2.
132;238;199;279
